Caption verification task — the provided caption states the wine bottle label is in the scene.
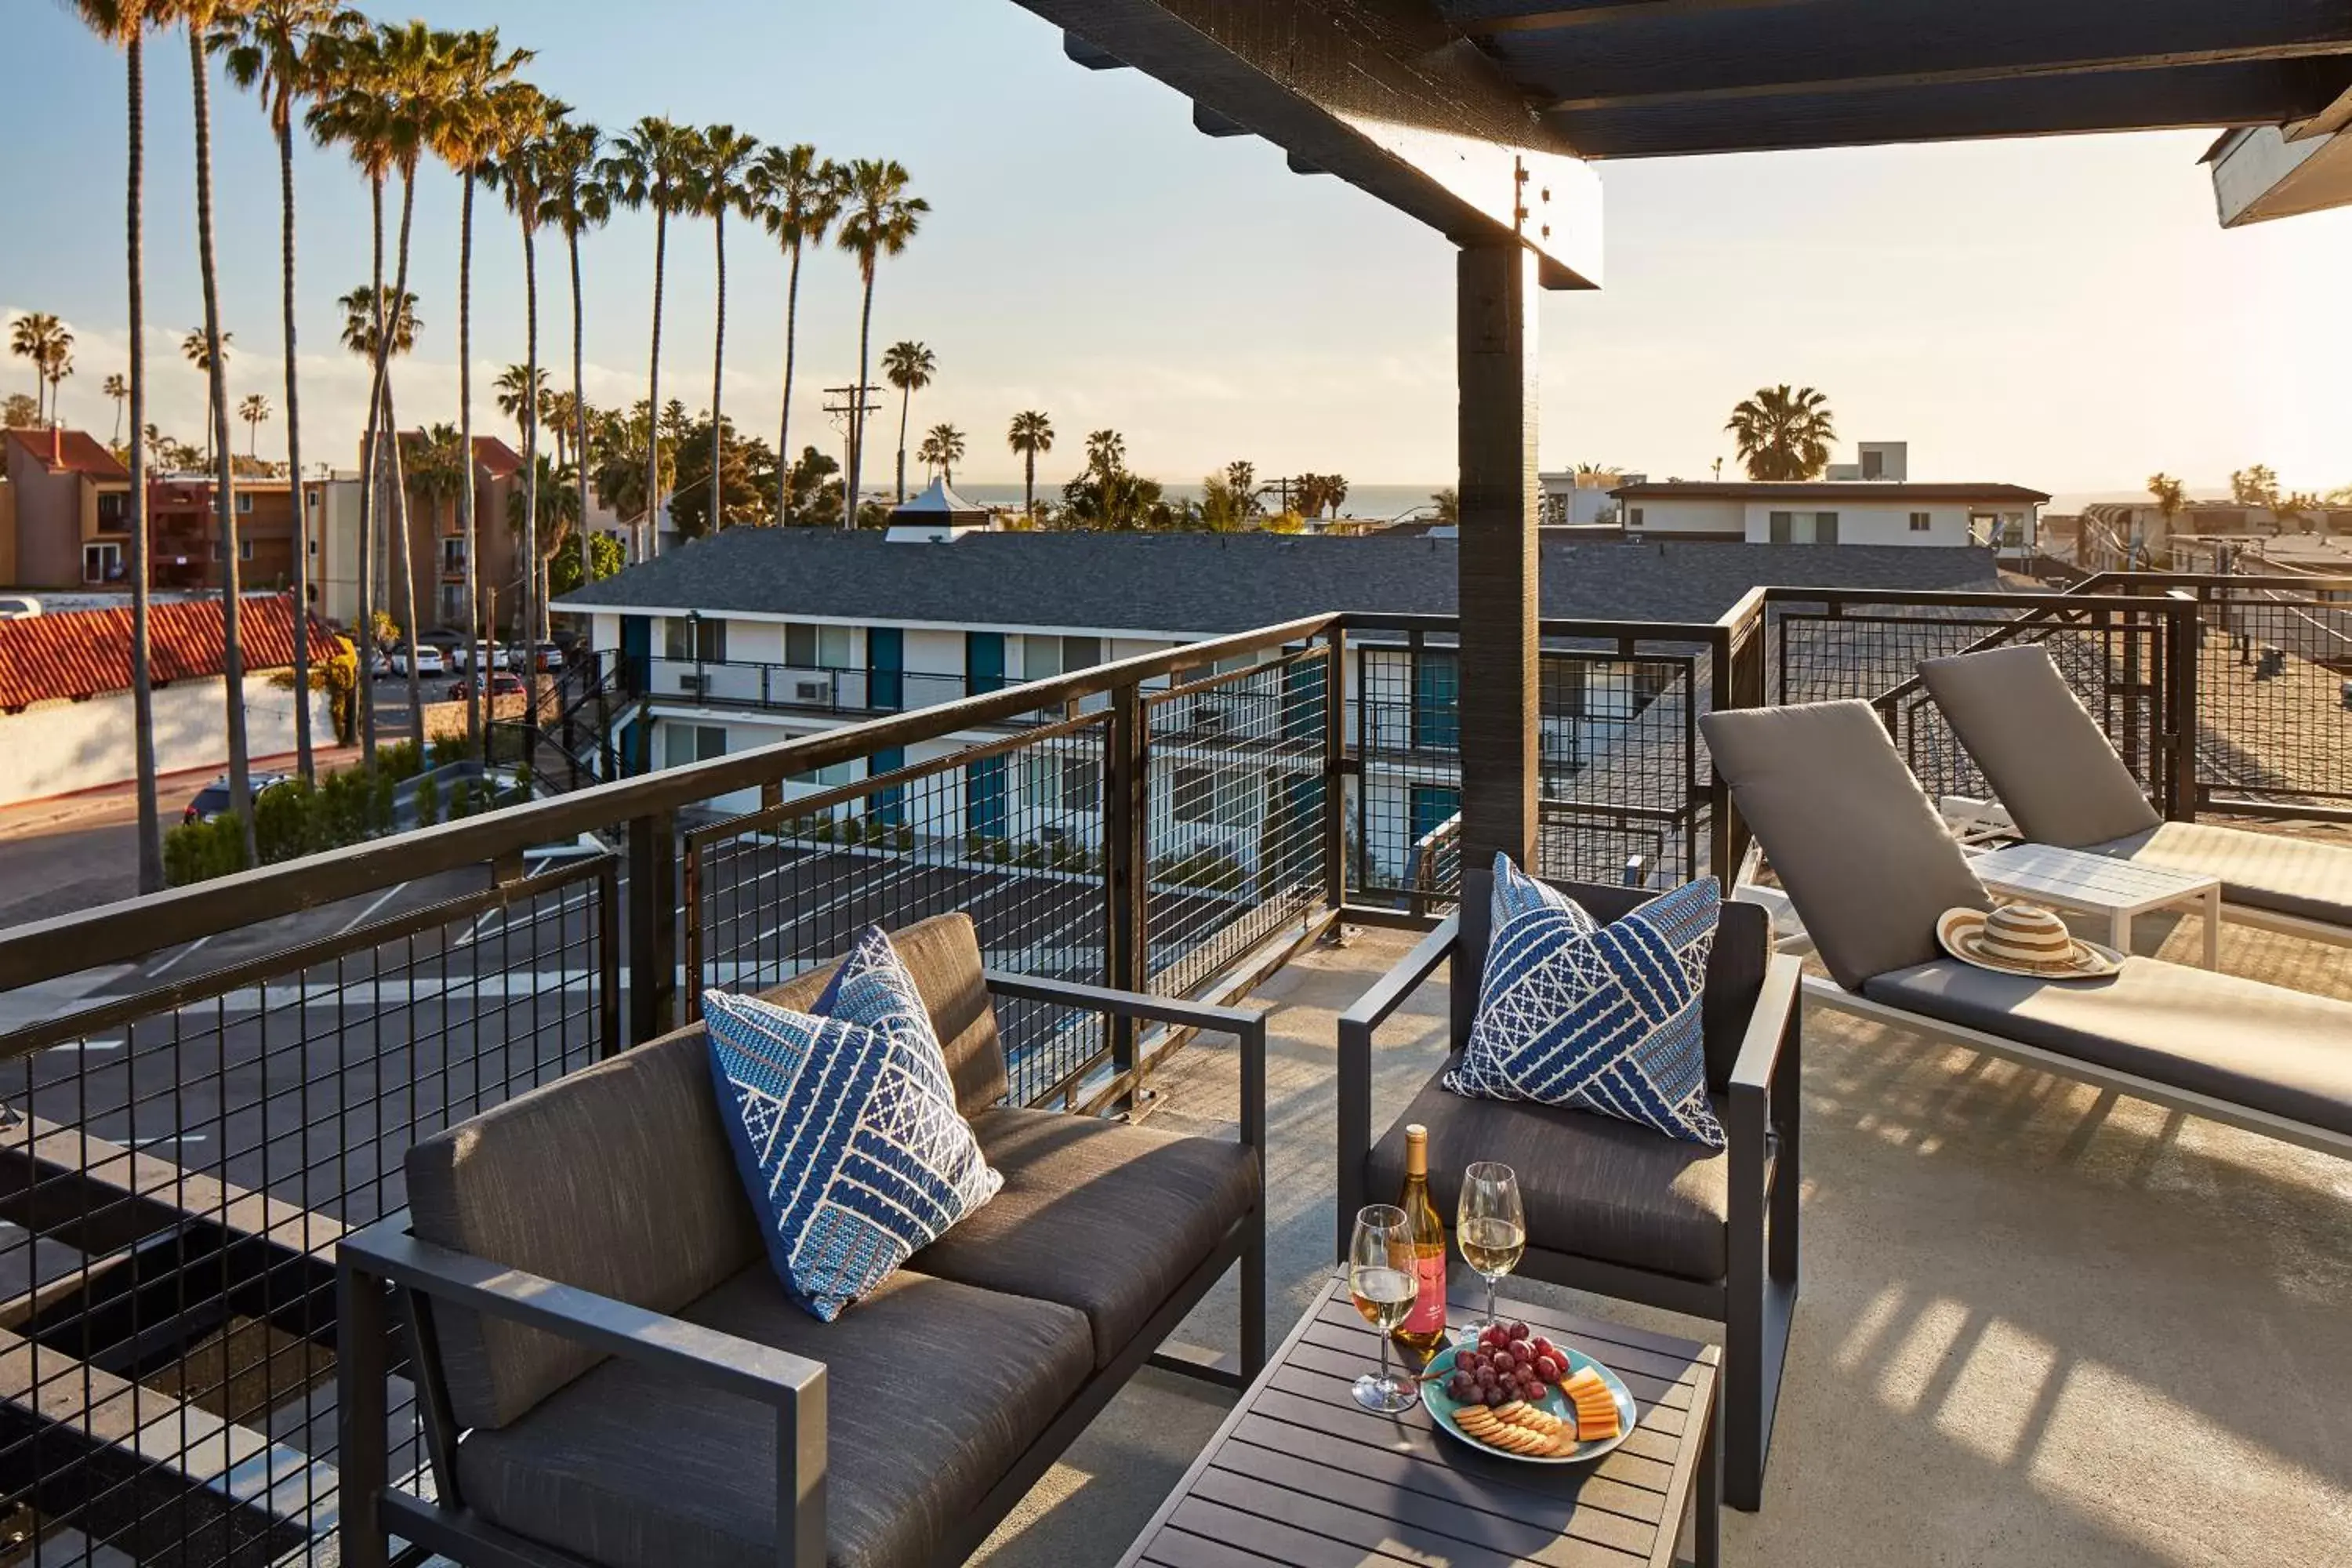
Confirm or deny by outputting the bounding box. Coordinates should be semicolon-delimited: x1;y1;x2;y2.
1403;1252;1446;1335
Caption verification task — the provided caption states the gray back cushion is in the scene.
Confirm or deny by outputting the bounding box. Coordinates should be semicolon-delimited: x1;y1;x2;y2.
763;912;1009;1116
406;1026;762;1431
1700;701;1990;991
1917;644;2161;848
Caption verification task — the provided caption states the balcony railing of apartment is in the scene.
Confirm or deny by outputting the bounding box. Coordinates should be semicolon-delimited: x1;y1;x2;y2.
637;654;995;721
0;574;2343;1563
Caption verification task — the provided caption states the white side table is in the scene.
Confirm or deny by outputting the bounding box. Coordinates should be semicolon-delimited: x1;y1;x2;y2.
1968;841;2223;967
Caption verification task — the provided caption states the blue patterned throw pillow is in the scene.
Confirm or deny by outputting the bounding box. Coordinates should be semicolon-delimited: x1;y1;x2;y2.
1447;878;1726;1148
814;926;956;1106
1449;855;1596;1099
702;988;1001;1321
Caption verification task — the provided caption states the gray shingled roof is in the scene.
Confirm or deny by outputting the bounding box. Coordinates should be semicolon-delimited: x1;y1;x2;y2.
556;528;2005;634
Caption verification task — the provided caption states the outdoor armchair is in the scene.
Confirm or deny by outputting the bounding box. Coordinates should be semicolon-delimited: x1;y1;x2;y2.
337;913;1267;1568
1701;700;2352;1162
1920;643;2352;946
1336;880;1801;1514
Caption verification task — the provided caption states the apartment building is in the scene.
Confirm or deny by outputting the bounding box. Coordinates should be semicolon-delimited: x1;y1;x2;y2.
310;435;528;633
1610;480;2048;550
1;428;132;589
145;473;313;594
558;523;2004;886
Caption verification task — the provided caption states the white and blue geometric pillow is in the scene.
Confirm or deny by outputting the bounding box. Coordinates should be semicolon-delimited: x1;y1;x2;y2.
1490;851;1589;933
1448;878;1726;1148
701;989;1001;1321
813;925;956;1107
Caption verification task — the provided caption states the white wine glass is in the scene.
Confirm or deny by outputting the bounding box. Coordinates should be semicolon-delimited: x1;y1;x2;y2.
1457;1162;1526;1338
1347;1204;1420;1413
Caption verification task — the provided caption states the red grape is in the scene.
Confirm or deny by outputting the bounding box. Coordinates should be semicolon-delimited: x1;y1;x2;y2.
1508;1322;1531;1343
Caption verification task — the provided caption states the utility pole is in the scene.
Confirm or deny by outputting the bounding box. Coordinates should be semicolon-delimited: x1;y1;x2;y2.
822;382;884;529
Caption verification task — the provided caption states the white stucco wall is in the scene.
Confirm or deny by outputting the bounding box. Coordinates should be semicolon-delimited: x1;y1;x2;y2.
0;675;336;808
1625;496;2031;546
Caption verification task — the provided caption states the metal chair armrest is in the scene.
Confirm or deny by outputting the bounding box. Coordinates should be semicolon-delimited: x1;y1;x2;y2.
1335;913;1460;1258
1726;953;1804;1101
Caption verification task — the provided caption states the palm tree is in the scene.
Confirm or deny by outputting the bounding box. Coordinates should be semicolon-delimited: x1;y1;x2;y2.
689;124;760;535
540;118;607;586
494;365;551;448
1086;428;1125;481
411;422;468;582
920;422;966;486
880;340;935;504
426;29;529;749
601;116;699;558
836;159;927;524
338;280;423;744
68;1;164;893
482;89;561;706
238;393;270;456
750;143;842;524
1007;409;1053;524
178;328;230;463
2147;473;2187;563
543;390;579;466
218;0;354;785
42;344;74;428
103;372;129;445
1726;384;1836;481
8;314;71;424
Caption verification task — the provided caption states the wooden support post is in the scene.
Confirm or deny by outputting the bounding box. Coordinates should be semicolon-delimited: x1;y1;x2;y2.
1454;241;1541;1029
1105;686;1149;1115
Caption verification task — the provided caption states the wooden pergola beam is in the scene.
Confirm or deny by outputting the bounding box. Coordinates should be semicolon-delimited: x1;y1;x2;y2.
1012;0;1602;289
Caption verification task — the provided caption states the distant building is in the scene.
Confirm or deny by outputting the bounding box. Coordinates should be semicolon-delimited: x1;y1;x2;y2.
1825;441;1909;482
146;472;314;596
1538;469;1643;527
0;428;132;589
1610;480;2048;552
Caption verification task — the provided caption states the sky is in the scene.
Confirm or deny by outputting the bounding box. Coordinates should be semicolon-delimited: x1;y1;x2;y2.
4;0;2350;507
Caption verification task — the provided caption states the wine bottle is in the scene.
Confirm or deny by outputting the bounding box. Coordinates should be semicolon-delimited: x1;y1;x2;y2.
1392;1123;1450;1352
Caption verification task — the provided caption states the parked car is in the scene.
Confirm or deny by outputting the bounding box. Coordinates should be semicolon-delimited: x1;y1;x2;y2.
448;672;527;702
450;643;512;673
390;645;446;677
183;771;294;824
527;643;565;673
0;595;42;621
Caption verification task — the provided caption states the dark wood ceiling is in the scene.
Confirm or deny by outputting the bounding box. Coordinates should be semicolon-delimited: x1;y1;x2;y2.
1442;0;2352;157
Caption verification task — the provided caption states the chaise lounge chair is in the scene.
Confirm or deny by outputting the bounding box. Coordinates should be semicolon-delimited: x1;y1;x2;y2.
1918;644;2352;947
1700;700;2352;1161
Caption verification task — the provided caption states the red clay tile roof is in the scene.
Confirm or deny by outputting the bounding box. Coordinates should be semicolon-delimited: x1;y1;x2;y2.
0;594;338;710
5;428;129;481
471;435;522;478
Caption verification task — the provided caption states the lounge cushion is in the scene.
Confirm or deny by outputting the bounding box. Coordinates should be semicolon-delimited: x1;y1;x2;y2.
1450;879;1726;1147
1368;1065;1730;1281
2091;820;2352;930
452;1266;1094;1568
911;1107;1259;1367
406;1028;760;1432
1700;701;1991;990
1861;956;2352;1138
701;987;1000;1321
1918;644;2163;848
766;912;1011;1117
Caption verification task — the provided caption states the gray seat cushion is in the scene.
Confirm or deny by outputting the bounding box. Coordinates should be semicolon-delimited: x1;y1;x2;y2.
1861;957;2352;1138
2091;821;2352;930
764;911;1011;1116
1366;1066;1729;1281
1918;644;2163;848
453;1267;1094;1568
1701;700;1991;990
912;1108;1260;1366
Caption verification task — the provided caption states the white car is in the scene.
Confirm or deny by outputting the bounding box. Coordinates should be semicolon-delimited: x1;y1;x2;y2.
452;643;514;673
0;596;41;621
391;645;447;677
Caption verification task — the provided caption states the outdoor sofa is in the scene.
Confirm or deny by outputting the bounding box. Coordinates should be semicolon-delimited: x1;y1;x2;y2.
1702;700;2352;1161
1920;643;2352;946
336;912;1267;1568
1337;880;1802;1512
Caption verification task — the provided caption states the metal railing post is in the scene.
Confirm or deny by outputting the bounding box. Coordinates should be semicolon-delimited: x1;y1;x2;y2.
1104;683;1149;1116
1322;629;1347;912
628;809;678;1044
2165;590;2201;820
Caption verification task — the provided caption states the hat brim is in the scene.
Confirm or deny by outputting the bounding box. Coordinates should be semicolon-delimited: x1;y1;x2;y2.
1936;909;2123;980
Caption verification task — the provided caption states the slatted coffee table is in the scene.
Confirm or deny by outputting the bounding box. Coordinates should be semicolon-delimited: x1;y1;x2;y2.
1119;1279;1720;1568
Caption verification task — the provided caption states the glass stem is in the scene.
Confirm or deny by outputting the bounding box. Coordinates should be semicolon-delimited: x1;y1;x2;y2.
1379;1328;1394;1388
1486;1274;1497;1330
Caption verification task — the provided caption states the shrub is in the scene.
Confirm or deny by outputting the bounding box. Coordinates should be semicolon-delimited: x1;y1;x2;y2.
429;735;471;770
415;774;440;828
164;815;249;887
252;777;316;863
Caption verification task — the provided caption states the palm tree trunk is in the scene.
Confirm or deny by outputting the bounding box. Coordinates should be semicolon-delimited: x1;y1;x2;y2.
125;31;162;895
189;24;254;866
645;207;667;561
1024;449;1036;524
848;267;877;528
710;209;727;534
388;172;426;745
357;176;386;771
521;215;543;753
895;384;911;503
459;172;481;749
272;100;307;783
777;242;801;525
570;225;591;596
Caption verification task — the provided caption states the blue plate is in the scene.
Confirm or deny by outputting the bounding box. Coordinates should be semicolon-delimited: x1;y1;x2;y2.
1420;1337;1639;1465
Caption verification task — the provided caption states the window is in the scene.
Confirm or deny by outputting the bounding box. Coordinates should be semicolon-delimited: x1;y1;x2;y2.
96;492;128;530
1909;511;1932;533
241;538;255;562
1813;512;1839;546
785;622;854;668
1025;635;1102;679
1171;766;1253;828
1412;649;1460;750
236;493;254;515
1024;752;1101;815
662;724;728;770
82;542;123;583
1861;449;1885;480
1768;511;1794;544
789;758;858;788
1628;507;1644;528
664;617;725;662
441;538;466;572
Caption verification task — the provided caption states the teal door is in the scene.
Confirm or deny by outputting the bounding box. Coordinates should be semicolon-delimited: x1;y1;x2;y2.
967;632;1006;695
967;754;1007;840
873;745;906;826
619;615;652;693
1413;651;1460;750
869;627;904;711
1410;784;1461;844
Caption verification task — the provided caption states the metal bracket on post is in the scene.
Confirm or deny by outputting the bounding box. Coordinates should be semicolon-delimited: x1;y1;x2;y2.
1104;685;1152;1120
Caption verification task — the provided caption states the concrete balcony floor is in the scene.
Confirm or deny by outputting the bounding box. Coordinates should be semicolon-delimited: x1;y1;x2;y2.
973;894;2352;1566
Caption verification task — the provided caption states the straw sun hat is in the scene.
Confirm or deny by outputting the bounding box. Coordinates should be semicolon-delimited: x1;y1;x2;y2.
1936;902;2122;980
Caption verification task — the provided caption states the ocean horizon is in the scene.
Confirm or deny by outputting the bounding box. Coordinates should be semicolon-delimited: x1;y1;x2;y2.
915;481;1453;521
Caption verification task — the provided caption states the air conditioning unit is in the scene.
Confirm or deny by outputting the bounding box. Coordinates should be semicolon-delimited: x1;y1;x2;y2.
792;678;830;702
1036;826;1069;844
677;673;707;694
